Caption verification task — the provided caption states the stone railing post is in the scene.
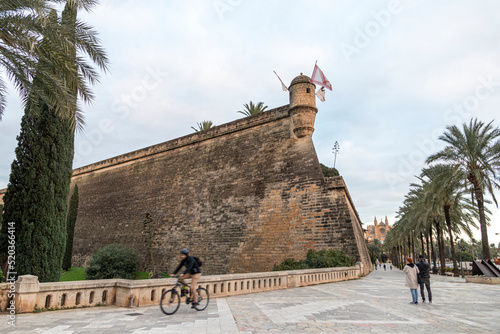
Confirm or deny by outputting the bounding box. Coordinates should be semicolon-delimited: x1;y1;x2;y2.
286;273;299;288
357;261;363;276
15;275;39;313
115;280;136;308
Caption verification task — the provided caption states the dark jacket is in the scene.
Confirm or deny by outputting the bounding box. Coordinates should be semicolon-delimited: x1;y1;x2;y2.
416;260;430;278
173;256;201;275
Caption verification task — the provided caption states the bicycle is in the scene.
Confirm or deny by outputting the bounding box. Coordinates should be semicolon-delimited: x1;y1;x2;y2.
160;277;209;315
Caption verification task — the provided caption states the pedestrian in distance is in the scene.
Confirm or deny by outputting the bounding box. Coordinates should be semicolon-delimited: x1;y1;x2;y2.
383;264;386;271
375;263;378;270
171;249;202;308
390;264;392;270
403;257;420;304
415;254;432;303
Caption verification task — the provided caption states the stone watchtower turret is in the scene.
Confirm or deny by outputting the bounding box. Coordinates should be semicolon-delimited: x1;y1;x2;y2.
288;74;318;138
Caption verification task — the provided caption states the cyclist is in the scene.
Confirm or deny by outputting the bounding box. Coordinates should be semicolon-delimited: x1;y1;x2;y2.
171;249;202;308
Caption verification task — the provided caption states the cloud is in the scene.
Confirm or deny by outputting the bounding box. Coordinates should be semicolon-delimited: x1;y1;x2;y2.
1;0;500;244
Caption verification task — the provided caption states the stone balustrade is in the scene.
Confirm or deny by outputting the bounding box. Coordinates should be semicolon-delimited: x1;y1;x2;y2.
1;263;363;313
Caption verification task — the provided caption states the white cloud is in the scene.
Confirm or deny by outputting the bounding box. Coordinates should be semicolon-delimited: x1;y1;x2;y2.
1;0;500;244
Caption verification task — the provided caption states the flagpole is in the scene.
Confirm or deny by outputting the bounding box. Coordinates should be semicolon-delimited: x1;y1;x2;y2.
273;70;289;92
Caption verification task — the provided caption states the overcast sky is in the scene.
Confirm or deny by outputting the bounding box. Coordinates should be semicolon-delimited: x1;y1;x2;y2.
1;0;499;244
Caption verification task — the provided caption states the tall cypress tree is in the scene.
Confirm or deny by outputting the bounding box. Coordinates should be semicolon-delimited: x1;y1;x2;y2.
0;97;40;277
62;185;79;271
0;204;4;245
0;3;77;282
15;99;74;282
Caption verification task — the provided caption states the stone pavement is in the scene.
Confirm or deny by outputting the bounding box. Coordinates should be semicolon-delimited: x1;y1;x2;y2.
1;268;499;333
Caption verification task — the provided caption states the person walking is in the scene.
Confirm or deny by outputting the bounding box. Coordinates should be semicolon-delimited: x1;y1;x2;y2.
383;264;386;271
415;254;432;303
390;264;392;270
403;257;420;304
172;249;202;308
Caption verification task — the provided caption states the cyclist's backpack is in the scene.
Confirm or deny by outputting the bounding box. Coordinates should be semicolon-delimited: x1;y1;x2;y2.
193;256;203;267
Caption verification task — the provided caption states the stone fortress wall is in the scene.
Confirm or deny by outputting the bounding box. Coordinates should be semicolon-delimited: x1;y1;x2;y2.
1;75;372;276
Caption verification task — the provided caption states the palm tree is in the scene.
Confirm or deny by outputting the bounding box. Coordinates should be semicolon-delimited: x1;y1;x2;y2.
420;165;480;276
238;101;268;117
0;0;108;127
394;180;450;274
191;120;213;132
389;184;427;267
366;241;380;264
1;0;107;281
427;119;500;260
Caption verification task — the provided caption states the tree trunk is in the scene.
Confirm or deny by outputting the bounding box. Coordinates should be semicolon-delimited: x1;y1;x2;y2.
397;246;400;267
470;176;490;260
394;246;397;268
429;226;437;274
411;235;417;263
420;232;425;259
400;244;404;268
392;247;397;267
402;243;407;270
440;226;447;275
426;232;431;264
435;219;446;275
408;236;411;261
444;205;459;276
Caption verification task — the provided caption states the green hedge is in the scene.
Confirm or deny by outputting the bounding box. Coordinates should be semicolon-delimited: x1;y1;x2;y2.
273;249;356;271
86;244;138;280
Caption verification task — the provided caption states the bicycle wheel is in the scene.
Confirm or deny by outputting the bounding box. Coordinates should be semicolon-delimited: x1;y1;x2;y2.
160;289;180;315
194;287;209;311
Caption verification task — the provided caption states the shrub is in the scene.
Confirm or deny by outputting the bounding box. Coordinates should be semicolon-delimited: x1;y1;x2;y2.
273;249;356;271
320;163;340;177
305;249;356;268
272;258;309;271
86;244;138;280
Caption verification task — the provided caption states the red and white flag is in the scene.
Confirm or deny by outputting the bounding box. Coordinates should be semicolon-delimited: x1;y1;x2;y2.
311;64;332;91
316;87;325;102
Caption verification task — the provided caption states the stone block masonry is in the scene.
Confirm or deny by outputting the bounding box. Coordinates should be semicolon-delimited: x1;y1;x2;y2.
1;74;372;276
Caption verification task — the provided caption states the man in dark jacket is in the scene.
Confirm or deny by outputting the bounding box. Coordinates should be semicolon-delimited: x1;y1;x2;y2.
172;249;202;308
415;254;432;303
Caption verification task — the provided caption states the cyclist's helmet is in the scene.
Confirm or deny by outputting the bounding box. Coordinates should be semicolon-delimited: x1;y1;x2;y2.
180;249;189;255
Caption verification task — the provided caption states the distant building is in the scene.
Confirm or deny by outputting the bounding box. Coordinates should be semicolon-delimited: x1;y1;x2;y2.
365;216;391;242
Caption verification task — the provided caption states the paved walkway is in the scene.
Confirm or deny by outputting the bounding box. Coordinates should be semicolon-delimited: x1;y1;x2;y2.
1;268;499;333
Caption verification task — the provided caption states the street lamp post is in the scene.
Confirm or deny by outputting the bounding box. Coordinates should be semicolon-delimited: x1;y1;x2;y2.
332;141;340;168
